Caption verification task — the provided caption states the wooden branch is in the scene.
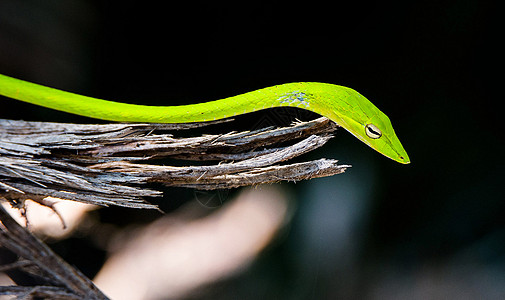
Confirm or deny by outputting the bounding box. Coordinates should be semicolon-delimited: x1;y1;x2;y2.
0;117;349;209
0;116;350;297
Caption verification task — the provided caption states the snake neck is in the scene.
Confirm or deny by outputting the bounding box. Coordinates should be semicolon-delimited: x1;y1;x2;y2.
152;82;341;123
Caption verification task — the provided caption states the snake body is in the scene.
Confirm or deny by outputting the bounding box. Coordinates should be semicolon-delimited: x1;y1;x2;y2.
0;74;409;164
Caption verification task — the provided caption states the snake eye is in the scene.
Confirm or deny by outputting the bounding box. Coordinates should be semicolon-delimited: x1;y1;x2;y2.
365;124;382;139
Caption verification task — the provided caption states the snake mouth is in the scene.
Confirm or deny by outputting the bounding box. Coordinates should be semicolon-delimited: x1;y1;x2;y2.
388;143;410;164
397;155;410;164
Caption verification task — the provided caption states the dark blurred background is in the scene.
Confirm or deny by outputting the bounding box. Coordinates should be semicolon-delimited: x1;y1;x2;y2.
0;0;503;299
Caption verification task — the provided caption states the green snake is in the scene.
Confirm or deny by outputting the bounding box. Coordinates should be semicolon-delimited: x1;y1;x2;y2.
0;74;409;164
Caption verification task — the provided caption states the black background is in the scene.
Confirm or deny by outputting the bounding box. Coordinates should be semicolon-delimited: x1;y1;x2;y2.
1;0;503;299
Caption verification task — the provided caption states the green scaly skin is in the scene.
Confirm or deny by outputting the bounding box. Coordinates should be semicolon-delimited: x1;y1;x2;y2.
0;74;410;164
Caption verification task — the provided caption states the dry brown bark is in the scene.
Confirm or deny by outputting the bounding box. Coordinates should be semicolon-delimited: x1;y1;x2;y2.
0;117;349;298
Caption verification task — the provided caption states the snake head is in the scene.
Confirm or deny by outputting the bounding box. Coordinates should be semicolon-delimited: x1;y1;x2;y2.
316;85;410;164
